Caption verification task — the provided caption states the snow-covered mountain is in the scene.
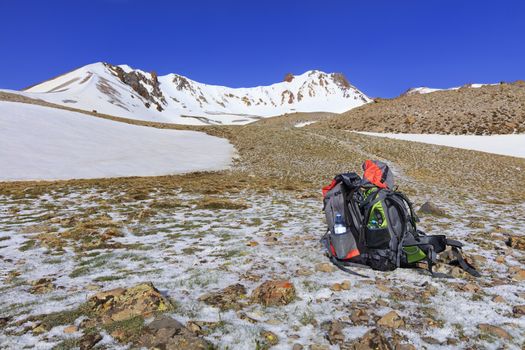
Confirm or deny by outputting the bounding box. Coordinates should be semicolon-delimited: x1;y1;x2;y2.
403;83;497;95
14;62;370;125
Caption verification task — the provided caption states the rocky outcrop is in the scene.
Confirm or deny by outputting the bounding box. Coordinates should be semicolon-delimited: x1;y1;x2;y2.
107;63;166;111
284;73;294;82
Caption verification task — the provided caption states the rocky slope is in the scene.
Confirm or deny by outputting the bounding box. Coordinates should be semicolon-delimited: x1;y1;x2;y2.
315;81;525;134
6;62;370;125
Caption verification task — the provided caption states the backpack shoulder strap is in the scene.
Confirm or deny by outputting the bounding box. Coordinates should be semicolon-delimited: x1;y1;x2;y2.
447;240;481;277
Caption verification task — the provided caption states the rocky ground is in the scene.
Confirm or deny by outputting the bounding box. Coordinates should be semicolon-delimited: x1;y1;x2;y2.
0;97;525;349
314;81;525;135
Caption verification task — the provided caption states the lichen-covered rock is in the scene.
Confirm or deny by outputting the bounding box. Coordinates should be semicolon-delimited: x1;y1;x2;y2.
88;282;173;323
199;283;247;310
251;280;296;306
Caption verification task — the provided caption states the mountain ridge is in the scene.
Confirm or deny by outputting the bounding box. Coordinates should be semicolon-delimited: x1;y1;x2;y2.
16;62;370;125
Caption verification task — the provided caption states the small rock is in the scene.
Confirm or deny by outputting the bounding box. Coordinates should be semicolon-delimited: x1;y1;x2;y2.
0;317;11;328
79;332;102;350
138;315;213;349
513;305;525;315
315;263;335;273
251;280;296;306
506;235;525;250
199;283;247;310
30;278;56;294
309;345;330;350
460;283;480;293
296;268;313;276
421;336;442;345
32;324;46;334
349;328;392;349
330;283;342;292
418;202;447;217
247;241;259;247
292;344;304;350
478;323;511;339
377;311;404;328
350;309;369;325
396;344;416;350
260;330;279;346
186;321;202;334
495;255;505;264
110;329;126;342
492;295;505;303
63;325;77;334
85;284;101;291
511;270;525;281
340;280;351;290
325;321;345;345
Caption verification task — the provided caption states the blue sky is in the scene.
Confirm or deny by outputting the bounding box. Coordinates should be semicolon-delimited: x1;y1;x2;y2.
1;0;523;97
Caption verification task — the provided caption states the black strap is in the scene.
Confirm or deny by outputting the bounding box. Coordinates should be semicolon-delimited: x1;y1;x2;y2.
380;166;389;185
330;256;369;278
451;246;481;277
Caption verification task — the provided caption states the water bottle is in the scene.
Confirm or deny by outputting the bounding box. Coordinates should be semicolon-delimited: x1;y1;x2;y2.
334;213;346;235
332;212;359;259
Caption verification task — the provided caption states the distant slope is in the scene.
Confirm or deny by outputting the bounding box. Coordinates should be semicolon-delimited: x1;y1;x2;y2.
403;83;496;95
0;101;233;181
8;62;370;125
315;81;525;135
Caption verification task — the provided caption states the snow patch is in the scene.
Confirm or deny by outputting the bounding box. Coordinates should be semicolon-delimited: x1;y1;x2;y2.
356;132;525;159
0;101;234;181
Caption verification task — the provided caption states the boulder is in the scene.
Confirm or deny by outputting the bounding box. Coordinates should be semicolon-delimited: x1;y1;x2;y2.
88;282;173;323
199;283;247;310
251;280;296;306
418;202;447;217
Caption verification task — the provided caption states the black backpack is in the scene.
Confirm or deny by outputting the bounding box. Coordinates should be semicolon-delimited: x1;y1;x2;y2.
321;163;479;278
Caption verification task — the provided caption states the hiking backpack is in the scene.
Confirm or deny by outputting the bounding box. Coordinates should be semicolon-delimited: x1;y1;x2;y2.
321;160;480;278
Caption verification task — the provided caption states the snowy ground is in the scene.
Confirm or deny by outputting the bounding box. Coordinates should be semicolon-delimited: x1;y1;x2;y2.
0;183;523;349
357;131;525;159
0;102;234;181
